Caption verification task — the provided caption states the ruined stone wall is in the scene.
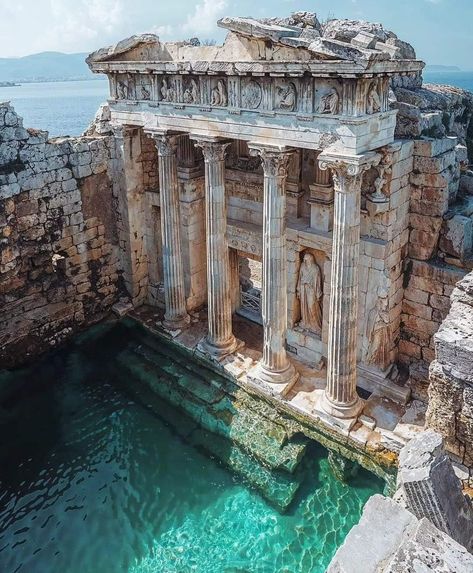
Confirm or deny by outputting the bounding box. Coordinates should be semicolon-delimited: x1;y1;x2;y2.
398;136;471;398
426;272;473;467
0;103;122;367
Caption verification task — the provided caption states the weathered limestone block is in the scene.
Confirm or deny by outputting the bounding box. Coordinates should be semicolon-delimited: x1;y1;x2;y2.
408;213;442;260
396;430;473;552
439;214;473;260
426;272;473;466
327;494;473;573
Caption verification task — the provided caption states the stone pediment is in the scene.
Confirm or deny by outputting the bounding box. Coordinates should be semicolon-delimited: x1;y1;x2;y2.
86;34;168;64
87;12;419;67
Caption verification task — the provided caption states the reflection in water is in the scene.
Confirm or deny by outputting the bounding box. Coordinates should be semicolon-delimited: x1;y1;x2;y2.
0;323;383;573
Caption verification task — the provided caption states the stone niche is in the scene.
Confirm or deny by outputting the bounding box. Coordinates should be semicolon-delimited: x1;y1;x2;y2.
287;246;328;365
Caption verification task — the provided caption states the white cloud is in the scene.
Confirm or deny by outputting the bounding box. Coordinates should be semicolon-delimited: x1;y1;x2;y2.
148;24;174;38
181;0;227;36
47;0;125;50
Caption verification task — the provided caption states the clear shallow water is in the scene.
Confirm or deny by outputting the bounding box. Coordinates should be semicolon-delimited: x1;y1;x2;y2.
0;79;108;137
0;323;383;573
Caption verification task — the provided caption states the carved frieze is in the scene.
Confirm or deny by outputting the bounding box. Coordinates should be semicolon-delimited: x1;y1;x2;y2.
276;81;297;112
110;71;396;121
367;80;382;114
183;78;200;104
210;79;228;107
160;77;176;102
242;79;262;109
318;87;340;115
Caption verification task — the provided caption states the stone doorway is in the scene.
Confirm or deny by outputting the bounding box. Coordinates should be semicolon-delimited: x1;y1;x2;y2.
236;255;262;325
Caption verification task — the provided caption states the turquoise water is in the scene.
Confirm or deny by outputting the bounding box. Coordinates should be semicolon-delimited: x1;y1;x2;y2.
1;72;472;138
0;323;383;573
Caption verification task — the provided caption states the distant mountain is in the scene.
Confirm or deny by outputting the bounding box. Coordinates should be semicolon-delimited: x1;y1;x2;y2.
425;65;462;72
0;51;95;83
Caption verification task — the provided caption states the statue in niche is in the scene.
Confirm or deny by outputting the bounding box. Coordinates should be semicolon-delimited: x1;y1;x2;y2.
161;77;175;102
277;83;297;112
183;79;199;104
242;80;262;109
211;80;227;106
365;295;390;368
140;84;151;100
319;88;340;115
117;79;128;99
296;252;323;335
367;81;382;114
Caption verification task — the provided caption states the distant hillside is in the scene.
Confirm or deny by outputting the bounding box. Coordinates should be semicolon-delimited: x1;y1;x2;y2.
0;52;95;83
425;65;462;72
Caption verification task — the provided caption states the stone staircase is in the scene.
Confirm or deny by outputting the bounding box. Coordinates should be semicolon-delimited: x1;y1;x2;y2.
111;325;310;510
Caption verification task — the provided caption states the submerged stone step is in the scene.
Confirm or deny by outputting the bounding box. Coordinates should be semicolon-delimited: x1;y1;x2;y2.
115;345;308;474
112;347;303;511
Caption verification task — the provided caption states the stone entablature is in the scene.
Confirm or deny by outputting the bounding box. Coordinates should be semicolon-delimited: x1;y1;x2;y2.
101;66;398;118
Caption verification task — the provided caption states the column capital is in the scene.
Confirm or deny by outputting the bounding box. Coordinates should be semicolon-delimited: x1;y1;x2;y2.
318;150;381;191
191;137;231;163
248;145;296;178
146;130;181;156
111;124;140;139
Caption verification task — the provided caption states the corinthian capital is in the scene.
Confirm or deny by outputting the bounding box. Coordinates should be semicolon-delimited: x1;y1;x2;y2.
147;131;180;156
192;138;231;163
248;146;294;178
318;150;380;193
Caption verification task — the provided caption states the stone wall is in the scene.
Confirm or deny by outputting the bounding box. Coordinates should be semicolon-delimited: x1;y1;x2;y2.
426;272;473;466
398;133;472;398
0;103;122;367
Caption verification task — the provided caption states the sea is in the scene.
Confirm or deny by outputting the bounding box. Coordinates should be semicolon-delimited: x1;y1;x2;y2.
0;72;472;138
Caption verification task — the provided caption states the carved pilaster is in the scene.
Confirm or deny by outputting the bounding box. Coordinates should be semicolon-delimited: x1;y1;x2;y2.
193;137;240;358
149;131;190;330
318;150;379;419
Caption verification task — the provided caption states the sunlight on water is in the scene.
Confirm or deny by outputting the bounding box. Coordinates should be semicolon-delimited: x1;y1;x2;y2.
0;323;383;573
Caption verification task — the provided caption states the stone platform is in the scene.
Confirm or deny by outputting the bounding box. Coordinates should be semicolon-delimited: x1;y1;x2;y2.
129;305;427;486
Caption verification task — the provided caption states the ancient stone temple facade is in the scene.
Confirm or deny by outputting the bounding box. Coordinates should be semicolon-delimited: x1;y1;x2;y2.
86;15;426;420
2;13;473;479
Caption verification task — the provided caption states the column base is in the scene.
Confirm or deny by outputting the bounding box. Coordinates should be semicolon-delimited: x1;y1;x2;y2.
162;313;191;331
247;360;299;397
197;335;243;361
320;391;363;420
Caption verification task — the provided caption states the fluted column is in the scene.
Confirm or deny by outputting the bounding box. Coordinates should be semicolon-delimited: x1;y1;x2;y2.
318;151;378;418
249;146;298;389
150;132;190;330
194;137;239;357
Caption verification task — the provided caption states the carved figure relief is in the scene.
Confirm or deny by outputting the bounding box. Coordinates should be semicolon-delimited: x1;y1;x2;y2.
117;80;128;99
211;80;227;107
365;295;390;369
319;88;340;115
276;82;297;112
367;81;382;114
242;80;262;109
161;77;176;102
140;84;151;100
183;79;199;104
296;252;323;335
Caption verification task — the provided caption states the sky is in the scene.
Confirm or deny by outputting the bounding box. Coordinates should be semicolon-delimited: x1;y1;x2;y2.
0;0;472;68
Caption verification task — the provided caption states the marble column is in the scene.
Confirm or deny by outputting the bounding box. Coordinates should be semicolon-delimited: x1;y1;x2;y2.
193;138;239;358
318;151;377;418
150;132;190;330
249;146;298;389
